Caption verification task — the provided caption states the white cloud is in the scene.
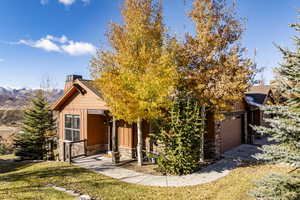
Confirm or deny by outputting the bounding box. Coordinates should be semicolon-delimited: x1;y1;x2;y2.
58;0;75;6
45;35;68;43
18;35;96;56
0;58;4;62
19;37;61;52
61;41;96;56
40;0;49;5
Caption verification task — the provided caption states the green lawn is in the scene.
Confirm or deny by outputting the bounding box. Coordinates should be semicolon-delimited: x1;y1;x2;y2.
0;156;294;200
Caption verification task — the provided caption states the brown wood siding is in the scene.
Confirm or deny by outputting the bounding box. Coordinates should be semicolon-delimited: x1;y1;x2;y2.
118;124;133;148
117;121;150;149
132;121;150;149
58;109;87;141
232;100;247;112
220;116;242;153
60;91;107;111
254;110;261;126
57;81;108;143
87;114;108;146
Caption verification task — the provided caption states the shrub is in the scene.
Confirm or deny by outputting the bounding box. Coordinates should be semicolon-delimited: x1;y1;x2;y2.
152;89;205;175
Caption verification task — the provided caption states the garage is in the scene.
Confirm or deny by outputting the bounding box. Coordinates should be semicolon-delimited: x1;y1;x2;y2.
220;115;243;153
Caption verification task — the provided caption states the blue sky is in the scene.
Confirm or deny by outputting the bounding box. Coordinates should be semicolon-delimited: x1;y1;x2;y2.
0;0;299;89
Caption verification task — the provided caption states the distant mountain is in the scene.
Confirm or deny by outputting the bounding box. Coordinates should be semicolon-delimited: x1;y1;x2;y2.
0;87;63;110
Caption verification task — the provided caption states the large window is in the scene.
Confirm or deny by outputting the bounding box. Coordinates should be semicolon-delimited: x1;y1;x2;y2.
64;114;80;141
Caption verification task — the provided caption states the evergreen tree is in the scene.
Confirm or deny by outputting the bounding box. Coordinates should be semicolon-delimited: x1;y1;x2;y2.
153;88;205;175
251;14;300;200
14;91;56;160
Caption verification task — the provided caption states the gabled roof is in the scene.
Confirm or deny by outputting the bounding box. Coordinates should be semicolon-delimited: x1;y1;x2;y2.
51;79;103;111
245;85;272;107
79;80;102;98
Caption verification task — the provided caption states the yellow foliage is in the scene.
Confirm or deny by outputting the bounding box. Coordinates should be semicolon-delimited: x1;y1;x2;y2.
179;0;253;115
90;0;178;123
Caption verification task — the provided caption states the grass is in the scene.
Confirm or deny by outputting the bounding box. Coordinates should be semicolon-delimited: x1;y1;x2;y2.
0;154;19;160
0;157;295;200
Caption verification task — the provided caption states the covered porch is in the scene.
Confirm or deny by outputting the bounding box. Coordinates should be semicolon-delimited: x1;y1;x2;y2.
60;109;140;164
51;76;148;164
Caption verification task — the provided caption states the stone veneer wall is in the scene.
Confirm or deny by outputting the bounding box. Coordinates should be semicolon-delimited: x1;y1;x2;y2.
119;147;136;160
213;120;222;159
58;140;64;161
58;140;85;161
203;139;217;159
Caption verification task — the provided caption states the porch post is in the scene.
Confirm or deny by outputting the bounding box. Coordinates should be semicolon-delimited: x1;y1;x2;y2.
251;110;255;143
84;139;87;156
63;141;66;161
243;113;249;144
68;142;72;164
112;116;120;164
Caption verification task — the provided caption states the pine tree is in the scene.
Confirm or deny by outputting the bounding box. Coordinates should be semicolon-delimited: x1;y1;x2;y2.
14;91;56;160
251;14;300;200
91;0;178;165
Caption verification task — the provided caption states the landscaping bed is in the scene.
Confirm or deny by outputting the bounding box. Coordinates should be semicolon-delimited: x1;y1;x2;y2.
120;159;217;176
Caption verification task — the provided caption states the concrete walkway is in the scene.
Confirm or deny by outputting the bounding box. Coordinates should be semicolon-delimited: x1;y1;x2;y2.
72;139;267;187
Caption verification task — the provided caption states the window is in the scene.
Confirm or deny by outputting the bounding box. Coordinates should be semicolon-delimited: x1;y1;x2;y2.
64;115;80;141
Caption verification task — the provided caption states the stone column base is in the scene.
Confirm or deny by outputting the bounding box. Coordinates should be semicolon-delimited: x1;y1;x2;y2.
119;147;136;160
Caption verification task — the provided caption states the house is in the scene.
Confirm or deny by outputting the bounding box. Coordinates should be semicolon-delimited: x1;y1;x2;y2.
245;85;275;138
52;75;150;161
204;99;249;158
52;75;272;162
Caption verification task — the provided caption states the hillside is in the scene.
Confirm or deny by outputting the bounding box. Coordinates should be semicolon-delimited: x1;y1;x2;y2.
0;110;23;126
0;87;63;110
0;87;63;126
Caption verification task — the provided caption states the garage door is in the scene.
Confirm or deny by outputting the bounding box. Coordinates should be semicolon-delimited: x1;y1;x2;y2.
220;115;242;153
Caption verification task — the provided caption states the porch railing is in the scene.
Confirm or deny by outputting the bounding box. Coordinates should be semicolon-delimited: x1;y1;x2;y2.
63;139;87;164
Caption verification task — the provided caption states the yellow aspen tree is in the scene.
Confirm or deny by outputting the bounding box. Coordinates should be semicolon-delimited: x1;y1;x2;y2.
180;0;252;119
90;0;178;166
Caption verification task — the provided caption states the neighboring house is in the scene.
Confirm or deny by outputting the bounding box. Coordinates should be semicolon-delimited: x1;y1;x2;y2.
52;75;272;162
245;85;275;138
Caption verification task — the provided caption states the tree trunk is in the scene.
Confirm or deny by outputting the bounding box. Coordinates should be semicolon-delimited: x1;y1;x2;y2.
200;105;205;162
137;118;143;166
112;116;120;164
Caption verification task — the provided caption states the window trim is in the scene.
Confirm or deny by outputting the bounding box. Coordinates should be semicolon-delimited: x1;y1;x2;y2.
64;114;80;142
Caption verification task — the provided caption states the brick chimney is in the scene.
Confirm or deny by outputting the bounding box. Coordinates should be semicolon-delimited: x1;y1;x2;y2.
64;75;83;92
